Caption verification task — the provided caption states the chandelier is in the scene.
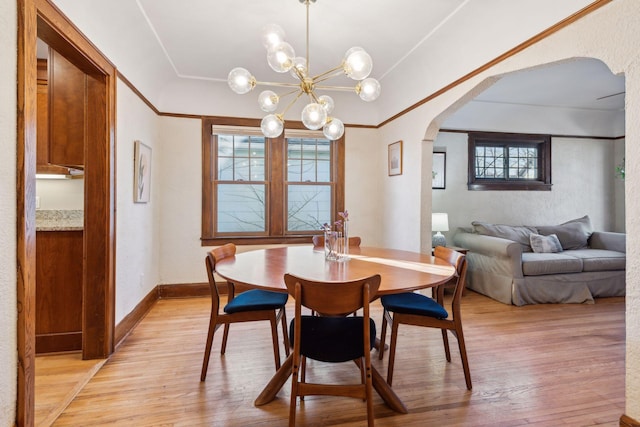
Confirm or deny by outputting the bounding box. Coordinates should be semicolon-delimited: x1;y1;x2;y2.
227;0;381;140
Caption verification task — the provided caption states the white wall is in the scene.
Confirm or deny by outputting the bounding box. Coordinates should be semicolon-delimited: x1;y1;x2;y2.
114;79;161;323
35;178;84;210
432;132;620;242
0;0;17;423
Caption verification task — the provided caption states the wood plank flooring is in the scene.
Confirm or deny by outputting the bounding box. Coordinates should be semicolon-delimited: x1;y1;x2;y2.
40;291;625;426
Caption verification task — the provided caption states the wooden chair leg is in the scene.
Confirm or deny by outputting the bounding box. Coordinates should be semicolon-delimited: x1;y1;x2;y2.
290;356;300;427
364;355;374;427
280;308;290;357
441;329;452;362
269;316;282;370
455;326;472;390
200;320;216;381
220;324;230;355
386;317;400;386
378;310;389;360
300;356;306;401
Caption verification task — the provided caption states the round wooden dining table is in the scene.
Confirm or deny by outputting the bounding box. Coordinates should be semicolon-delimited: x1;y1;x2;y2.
214;245;457;414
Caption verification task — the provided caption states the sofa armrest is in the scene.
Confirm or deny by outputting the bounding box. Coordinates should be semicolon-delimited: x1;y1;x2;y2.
453;231;524;278
590;231;626;253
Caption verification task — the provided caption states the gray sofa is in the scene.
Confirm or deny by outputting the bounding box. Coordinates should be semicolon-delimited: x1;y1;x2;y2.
452;216;626;306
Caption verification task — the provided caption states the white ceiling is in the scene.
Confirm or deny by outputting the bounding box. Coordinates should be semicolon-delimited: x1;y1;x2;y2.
49;0;625;127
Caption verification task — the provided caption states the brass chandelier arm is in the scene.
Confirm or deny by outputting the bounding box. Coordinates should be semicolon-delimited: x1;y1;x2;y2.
255;81;302;88
280;90;305;116
314;84;357;92
311;65;345;82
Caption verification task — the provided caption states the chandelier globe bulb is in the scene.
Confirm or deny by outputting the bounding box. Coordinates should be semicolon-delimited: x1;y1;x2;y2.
261;24;286;50
261;114;284;138
301;103;328;130
290;56;307;79
258;90;279;112
356;77;381;102
318;95;334;114
343;48;373;80
227;67;256;94
267;41;296;73
323;117;344;140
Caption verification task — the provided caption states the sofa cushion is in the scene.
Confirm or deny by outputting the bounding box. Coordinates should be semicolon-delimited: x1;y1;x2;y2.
522;252;583;276
562;249;626;272
472;221;536;252
530;233;563;253
536;215;593;250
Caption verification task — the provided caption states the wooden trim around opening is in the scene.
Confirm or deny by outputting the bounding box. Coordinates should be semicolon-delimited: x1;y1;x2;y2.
621;414;640;427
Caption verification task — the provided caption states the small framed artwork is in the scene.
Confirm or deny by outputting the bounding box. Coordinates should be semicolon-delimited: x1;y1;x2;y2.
432;152;446;189
388;140;403;176
134;140;152;203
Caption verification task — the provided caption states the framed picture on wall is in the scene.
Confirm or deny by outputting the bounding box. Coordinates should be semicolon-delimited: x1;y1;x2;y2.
388;140;403;176
432;152;446;189
134;140;152;203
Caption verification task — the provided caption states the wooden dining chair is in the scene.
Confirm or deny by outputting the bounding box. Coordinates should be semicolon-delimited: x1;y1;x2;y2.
378;246;472;390
284;273;381;427
311;235;361;247
200;243;290;381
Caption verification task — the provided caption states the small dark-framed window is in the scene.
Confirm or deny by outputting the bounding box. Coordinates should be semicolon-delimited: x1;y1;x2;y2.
468;131;552;191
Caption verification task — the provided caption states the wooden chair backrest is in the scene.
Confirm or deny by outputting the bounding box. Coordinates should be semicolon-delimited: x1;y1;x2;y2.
205;243;237;304
311;235;362;247
283;273;380;316
433;246;468;312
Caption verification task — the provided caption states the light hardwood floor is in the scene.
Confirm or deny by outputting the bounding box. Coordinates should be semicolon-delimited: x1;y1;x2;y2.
38;291;625;426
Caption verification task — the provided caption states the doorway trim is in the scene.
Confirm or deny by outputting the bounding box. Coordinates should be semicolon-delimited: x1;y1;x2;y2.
16;0;116;425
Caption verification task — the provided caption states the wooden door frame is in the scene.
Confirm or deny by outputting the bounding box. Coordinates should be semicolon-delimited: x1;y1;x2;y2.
16;0;116;425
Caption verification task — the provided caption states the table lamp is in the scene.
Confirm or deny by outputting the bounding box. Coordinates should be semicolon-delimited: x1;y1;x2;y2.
432;212;449;248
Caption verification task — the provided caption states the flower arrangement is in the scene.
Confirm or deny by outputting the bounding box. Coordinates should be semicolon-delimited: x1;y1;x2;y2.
321;210;350;261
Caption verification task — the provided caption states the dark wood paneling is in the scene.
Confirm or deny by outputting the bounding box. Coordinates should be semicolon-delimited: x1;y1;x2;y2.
36;231;83;353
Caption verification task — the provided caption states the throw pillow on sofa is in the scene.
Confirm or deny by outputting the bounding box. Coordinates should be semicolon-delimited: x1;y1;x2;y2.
536;215;593;250
529;233;563;253
472;221;537;251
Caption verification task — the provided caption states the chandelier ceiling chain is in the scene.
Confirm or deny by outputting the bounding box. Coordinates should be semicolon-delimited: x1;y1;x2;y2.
227;0;381;140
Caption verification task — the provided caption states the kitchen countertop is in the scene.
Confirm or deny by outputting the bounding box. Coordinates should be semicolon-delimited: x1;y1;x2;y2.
36;209;84;231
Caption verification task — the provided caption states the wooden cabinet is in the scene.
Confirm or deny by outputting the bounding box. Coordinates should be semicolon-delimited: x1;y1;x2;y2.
36;49;86;173
36;230;83;353
49;49;85;168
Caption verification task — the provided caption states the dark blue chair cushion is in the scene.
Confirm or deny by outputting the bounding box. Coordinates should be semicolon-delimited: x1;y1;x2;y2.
290;316;377;363
224;289;288;314
381;292;448;319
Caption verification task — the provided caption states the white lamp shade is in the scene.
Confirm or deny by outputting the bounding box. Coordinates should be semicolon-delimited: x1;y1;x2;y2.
432;213;449;232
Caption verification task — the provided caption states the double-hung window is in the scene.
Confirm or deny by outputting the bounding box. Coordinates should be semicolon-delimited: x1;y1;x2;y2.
467;131;552;191
201;118;344;245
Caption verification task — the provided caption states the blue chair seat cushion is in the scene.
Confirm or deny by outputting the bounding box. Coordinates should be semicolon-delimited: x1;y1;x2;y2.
224;289;288;314
290;316;376;363
381;292;448;319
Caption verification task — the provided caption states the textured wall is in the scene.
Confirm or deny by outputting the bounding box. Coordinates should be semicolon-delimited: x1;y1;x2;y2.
0;0;17;424
432;132;619;236
114;79;161;324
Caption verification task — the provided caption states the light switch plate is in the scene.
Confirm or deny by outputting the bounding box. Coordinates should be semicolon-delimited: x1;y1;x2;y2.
35;196;40;209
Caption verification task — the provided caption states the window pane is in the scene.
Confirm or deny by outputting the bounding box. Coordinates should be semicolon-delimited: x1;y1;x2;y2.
301;159;316;182
288;159;302;181
288;139;302;158
250;158;265;181
317;160;330;182
287;185;331;231
217;184;266;232
317;140;331;160
218;157;234;180
234;158;250;180
302;139;317;159
218;135;234;156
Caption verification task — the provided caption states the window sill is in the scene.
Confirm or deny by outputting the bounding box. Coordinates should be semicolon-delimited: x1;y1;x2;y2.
467;182;552;191
201;235;317;246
